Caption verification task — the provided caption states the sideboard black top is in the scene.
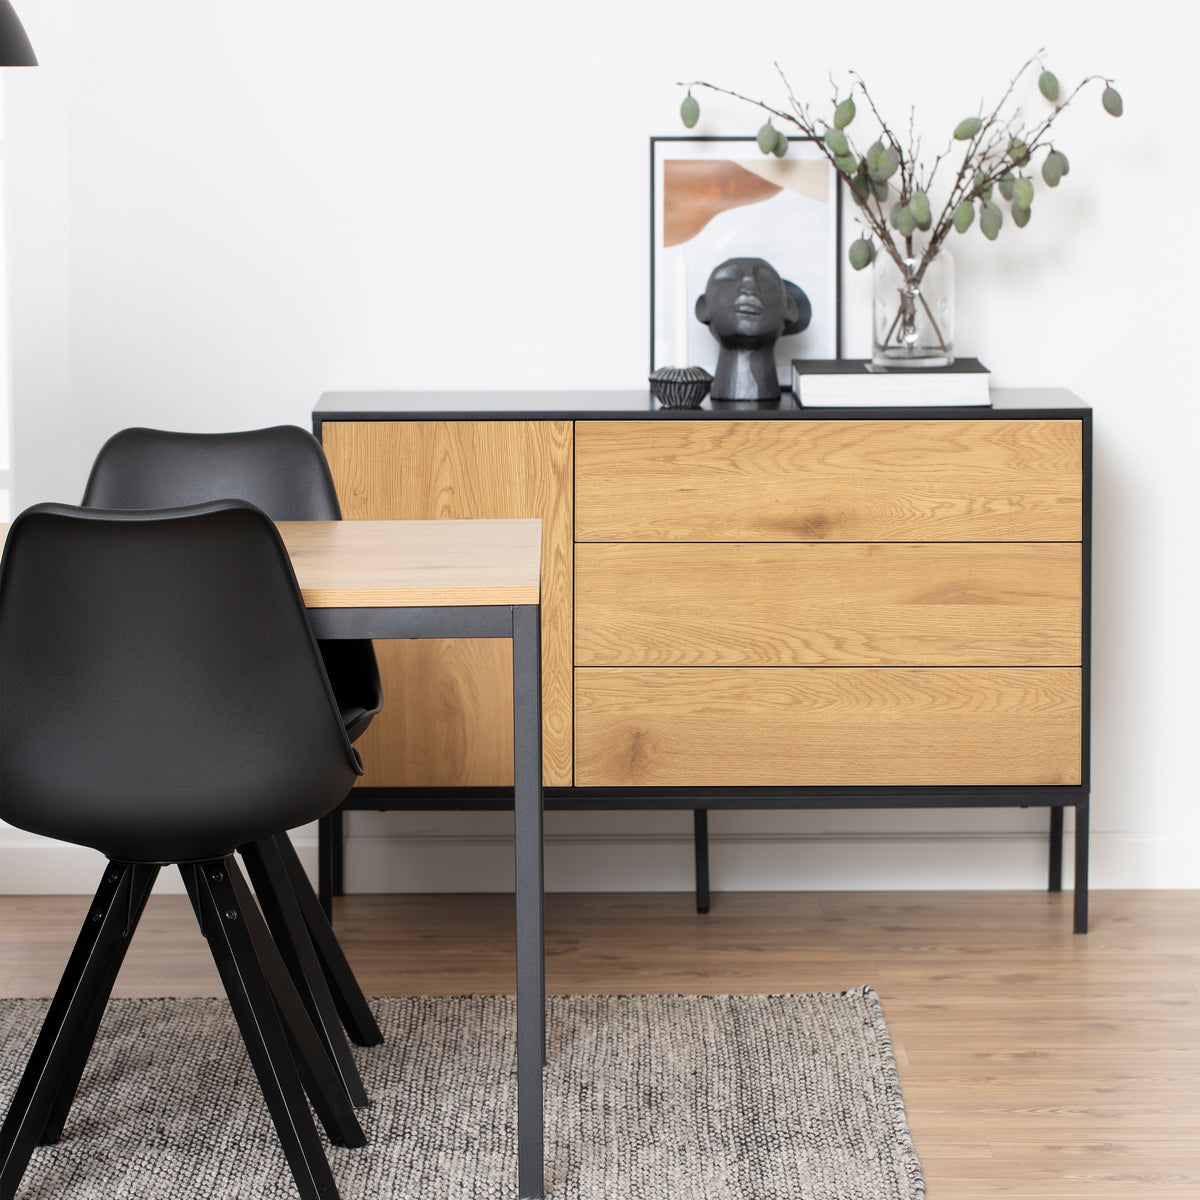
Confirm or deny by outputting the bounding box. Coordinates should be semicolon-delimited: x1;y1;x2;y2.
314;388;1089;425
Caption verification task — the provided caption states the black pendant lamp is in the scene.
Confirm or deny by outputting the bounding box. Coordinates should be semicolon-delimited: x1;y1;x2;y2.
1;0;38;66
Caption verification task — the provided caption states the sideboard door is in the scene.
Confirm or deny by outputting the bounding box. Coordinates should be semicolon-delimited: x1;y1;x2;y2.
322;420;574;788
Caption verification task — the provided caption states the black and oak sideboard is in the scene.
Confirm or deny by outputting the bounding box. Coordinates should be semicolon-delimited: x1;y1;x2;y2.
313;389;1091;931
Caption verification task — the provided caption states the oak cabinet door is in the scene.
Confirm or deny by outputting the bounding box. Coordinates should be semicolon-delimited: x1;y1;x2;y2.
323;420;574;787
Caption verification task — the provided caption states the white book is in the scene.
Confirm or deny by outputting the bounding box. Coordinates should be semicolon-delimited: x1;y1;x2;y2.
792;358;991;407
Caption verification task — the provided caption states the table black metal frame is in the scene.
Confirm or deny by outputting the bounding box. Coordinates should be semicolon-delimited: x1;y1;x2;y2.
307;602;545;1200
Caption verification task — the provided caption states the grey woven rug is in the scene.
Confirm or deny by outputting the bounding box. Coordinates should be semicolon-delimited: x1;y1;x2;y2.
1;989;923;1199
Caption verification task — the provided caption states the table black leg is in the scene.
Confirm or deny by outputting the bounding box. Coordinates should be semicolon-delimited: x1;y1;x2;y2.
1074;798;1089;934
1049;805;1064;892
512;603;544;1200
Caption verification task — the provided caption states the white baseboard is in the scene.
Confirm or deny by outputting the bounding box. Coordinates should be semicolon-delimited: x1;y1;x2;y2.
2;830;1198;895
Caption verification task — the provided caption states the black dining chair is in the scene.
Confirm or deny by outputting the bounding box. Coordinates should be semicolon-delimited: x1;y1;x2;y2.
0;500;366;1200
82;425;385;1104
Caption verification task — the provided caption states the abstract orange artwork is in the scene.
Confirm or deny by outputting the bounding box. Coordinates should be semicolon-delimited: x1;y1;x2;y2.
663;161;783;246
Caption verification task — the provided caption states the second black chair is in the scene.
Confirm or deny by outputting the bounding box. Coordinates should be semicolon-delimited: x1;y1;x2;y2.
82;425;385;1104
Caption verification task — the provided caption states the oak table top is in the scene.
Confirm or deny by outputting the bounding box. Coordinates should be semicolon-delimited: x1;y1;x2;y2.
275;518;541;608
0;517;543;610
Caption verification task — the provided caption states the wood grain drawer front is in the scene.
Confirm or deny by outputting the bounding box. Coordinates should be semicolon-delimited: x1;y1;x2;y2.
575;668;1082;787
322;419;574;787
575;542;1082;667
574;420;1083;542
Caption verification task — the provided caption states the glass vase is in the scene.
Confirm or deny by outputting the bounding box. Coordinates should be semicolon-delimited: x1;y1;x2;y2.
872;248;954;368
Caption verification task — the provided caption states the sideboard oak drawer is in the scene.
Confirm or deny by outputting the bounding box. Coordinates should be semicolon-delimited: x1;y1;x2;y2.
574;420;1082;542
574;667;1082;787
575;542;1082;667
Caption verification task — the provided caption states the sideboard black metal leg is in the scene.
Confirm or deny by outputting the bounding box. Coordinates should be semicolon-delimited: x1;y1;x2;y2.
1048;805;1064;892
1073;798;1089;934
693;809;711;914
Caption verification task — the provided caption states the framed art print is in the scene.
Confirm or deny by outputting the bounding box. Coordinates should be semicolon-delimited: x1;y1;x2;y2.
651;136;842;386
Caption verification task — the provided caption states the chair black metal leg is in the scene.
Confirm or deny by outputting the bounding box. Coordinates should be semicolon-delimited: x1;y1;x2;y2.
1073;799;1089;934
240;837;371;1106
272;833;382;1047
184;859;348;1200
318;808;344;920
693;809;711;914
1048;805;1064;892
1;862;159;1198
37;863;159;1146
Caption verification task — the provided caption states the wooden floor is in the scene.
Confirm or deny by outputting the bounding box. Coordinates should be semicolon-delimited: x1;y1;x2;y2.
2;888;1198;1197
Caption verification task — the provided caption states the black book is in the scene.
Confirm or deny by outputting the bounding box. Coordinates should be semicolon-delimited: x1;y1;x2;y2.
791;358;991;407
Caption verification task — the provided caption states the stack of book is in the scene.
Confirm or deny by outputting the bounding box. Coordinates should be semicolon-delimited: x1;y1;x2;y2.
791;358;991;407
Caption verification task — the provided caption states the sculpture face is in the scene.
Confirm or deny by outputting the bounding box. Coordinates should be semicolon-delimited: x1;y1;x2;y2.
696;257;795;347
693;256;812;402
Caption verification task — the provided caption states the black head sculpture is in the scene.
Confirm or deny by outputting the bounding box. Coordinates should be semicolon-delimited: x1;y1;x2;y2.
695;257;812;401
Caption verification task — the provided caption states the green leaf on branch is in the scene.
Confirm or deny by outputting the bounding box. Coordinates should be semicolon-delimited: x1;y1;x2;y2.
954;116;982;140
980;201;1003;240
910;190;932;230
757;122;777;154
953;200;975;233
1038;70;1060;102
890;201;916;237
1013;176;1034;208
865;141;899;182
1008;137;1030;165
1042;149;1067;186
825;127;850;158
834;97;856;129
773;128;789;157
681;92;700;128
998;173;1016;201
848;237;875;270
1012;203;1032;228
1102;86;1123;116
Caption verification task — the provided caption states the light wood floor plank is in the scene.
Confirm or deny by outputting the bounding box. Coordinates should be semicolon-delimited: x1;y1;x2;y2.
2;888;1197;1199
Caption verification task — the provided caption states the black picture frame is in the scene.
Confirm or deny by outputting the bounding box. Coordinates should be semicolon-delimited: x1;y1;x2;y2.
651;135;842;387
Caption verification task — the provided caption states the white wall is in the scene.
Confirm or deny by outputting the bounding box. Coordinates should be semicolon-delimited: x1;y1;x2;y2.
3;0;1196;895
